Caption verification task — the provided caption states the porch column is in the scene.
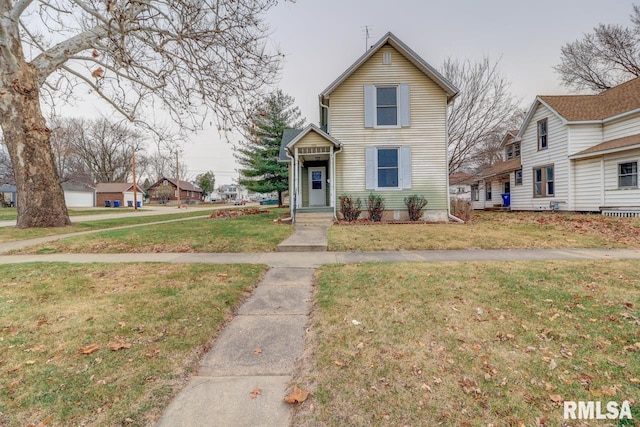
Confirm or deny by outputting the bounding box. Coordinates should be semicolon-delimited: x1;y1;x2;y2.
330;145;335;209
294;147;301;209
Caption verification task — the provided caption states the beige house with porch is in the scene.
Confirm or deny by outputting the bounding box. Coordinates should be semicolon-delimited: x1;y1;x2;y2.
279;32;459;221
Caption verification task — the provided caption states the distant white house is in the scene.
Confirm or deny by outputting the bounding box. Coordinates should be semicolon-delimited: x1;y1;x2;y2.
474;77;640;214
449;172;476;202
62;182;95;207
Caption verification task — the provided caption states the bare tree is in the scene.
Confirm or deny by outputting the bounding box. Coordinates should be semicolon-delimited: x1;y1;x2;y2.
49;116;90;183
0;0;285;228
555;5;640;92
443;57;523;174
0;137;14;184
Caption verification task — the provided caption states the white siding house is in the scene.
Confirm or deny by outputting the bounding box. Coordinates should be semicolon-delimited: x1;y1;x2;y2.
480;77;640;213
280;32;459;222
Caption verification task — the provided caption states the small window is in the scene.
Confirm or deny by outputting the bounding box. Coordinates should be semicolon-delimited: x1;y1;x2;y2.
514;142;521;158
382;51;392;65
471;184;479;201
619;162;638;188
377;148;399;188
533;165;554;197
376;87;398;126
506;145;514;160
538;119;548;150
311;170;323;189
486;183;492;201
515;169;523;186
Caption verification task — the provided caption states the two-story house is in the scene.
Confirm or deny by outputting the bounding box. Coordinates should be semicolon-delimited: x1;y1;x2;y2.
473;77;640;213
279;32;459;221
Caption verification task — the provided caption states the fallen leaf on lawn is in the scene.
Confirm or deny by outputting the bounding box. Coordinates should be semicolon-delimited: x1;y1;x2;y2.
351;319;361;326
217;273;228;277
600;385;617;396
334;360;345;366
624;342;640;352
109;339;131;351
549;359;557;370
284;385;309;404
119;322;126;328
25;360;36;365
629;378;640;384
34;414;54;427
79;344;100;355
549;394;562;403
254;347;262;355
250;388;262;399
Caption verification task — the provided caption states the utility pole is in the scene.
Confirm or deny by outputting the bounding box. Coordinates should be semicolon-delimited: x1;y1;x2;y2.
132;146;138;210
176;151;181;208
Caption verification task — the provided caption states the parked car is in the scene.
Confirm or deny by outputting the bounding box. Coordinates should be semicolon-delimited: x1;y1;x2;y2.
233;198;246;205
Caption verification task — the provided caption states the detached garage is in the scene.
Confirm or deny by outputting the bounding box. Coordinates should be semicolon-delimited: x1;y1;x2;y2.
95;183;144;208
62;182;95;207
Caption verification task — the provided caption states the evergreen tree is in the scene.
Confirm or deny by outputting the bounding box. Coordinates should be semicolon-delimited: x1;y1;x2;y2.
235;90;305;206
197;171;216;197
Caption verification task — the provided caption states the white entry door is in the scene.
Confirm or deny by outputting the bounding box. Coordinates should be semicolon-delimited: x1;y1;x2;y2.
308;167;326;206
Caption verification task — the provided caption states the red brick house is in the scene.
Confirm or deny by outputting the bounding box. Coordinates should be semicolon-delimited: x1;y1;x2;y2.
95;183;144;207
147;177;204;204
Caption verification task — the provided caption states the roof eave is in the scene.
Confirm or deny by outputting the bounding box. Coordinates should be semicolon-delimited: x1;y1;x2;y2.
569;143;640;160
319;32;459;102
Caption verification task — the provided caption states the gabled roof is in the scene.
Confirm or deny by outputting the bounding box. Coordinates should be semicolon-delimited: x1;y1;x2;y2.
319;32;459;103
501;130;520;146
539;77;640;122
570;133;640;159
279;124;342;161
163;178;202;193
61;181;95;192
480;158;522;179
95;182;142;193
449;172;476;185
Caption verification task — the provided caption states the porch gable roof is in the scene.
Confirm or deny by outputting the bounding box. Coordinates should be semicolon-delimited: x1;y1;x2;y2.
279;124;342;161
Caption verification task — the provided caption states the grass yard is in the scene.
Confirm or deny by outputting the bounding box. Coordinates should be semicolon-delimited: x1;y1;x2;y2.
0;208;149;221
0;210;214;244
15;209;292;254
0;262;266;426
292;260;640;426
329;211;640;251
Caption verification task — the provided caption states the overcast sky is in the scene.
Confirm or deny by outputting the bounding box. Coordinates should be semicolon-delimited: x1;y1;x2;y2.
183;0;637;185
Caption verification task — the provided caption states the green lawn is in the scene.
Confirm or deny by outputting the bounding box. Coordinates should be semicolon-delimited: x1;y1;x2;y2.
0;207;151;221
0;210;213;244
15;209;292;253
0;262;266;427
292;260;640;426
329;211;640;251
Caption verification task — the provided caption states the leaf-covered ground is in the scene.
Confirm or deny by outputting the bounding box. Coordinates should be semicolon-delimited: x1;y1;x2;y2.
329;211;640;251
292;260;640;426
0;263;265;426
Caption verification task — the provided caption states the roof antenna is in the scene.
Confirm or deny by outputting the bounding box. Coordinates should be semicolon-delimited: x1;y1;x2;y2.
362;25;372;52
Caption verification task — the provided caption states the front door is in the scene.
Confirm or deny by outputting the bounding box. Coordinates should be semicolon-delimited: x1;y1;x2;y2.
308;167;326;206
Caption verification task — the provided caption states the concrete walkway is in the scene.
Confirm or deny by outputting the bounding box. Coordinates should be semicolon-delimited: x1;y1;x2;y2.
156;268;314;427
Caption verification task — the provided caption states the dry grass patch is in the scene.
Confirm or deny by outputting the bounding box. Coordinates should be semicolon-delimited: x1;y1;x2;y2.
14;209;292;254
328;211;640;251
292;261;640;426
0;262;265;426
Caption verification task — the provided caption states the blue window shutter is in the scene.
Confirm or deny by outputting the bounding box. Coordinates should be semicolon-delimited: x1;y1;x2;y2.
401;146;412;189
399;84;410;127
364;85;375;128
365;146;376;190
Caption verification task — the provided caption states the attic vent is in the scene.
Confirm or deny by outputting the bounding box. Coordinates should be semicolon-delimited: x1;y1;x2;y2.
383;52;392;65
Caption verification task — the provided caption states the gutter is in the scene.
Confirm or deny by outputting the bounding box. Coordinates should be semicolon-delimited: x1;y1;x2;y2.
332;144;343;221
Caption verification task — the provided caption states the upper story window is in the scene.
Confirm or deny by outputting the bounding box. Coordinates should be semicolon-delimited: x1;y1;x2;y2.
364;84;410;128
538;119;548;150
619;162;638;188
505;142;521;160
376;87;398;126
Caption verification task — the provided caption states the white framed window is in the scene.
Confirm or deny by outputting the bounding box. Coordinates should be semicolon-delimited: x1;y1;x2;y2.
471;184;479;201
376;86;399;127
618;161;638;188
538;119;548;150
486;183;492;201
365;146;412;190
364;84;410;128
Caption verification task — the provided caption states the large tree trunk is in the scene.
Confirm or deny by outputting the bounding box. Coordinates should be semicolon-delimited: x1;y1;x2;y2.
0;7;70;228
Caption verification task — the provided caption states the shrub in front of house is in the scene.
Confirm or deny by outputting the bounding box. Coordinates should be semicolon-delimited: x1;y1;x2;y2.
404;194;428;221
339;195;362;222
366;193;385;222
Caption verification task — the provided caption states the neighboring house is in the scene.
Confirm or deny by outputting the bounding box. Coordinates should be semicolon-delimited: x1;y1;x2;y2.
62;182;95;208
147;177;203;204
512;77;640;213
218;184;248;202
449;172;476;201
95;182;144;207
0;184;17;207
472;130;521;210
279;32;459;221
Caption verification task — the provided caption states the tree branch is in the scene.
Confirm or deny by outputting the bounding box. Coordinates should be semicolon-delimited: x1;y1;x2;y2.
10;0;35;20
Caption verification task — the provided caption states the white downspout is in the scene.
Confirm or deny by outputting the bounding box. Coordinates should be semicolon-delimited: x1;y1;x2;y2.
445;103;464;224
332;144;343;220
